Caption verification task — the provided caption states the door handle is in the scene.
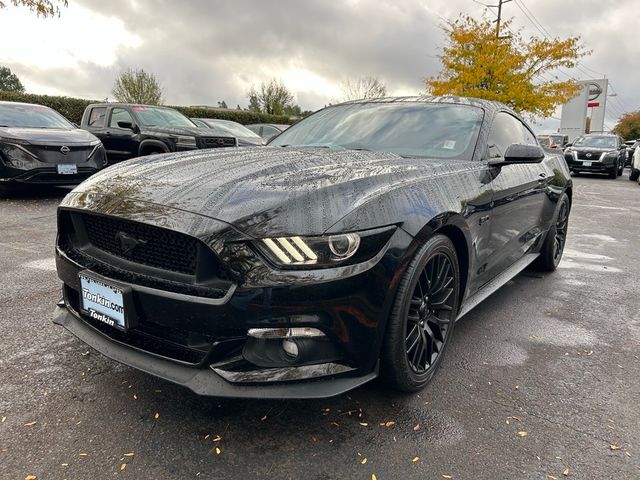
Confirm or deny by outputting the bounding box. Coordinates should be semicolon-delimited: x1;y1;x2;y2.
538;172;547;178
105;131;111;136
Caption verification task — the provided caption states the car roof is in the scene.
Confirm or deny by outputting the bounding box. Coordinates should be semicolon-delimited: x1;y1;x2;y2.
86;103;176;109
338;95;511;114
0;100;49;108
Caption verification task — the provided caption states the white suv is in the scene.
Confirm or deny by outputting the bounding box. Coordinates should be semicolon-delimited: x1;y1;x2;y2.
631;142;640;182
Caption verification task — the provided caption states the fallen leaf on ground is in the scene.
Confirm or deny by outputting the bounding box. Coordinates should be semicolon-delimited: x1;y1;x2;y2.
133;395;138;400
215;447;221;455
443;476;453;479
120;464;126;471
361;458;367;464
412;456;420;462
1;416;6;423
154;412;160;419
25;476;37;480
413;423;420;431
123;453;135;457
609;444;621;450
359;422;368;426
261;415;267;421
563;467;570;476
24;421;37;427
385;421;395;427
371;475;377;480
212;435;222;442
518;431;527;437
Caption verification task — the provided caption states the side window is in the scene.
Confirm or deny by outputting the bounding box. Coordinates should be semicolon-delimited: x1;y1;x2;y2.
521;124;537;146
87;107;106;128
109;108;134;128
487;112;526;158
262;126;280;137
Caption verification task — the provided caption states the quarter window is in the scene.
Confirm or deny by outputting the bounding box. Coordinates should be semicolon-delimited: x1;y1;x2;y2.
487;112;532;158
88;107;106;128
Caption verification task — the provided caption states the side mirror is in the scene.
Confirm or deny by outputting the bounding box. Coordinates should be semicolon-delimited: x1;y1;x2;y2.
117;121;138;132
488;144;545;166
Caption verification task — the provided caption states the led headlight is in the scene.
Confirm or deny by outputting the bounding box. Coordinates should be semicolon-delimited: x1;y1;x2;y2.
255;226;395;269
0;142;40;169
175;135;197;148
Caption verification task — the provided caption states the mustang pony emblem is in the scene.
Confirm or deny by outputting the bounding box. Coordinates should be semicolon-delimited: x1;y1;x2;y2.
115;231;147;255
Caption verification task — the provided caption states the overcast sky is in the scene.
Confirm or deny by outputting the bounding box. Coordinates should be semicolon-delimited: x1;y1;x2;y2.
1;0;638;132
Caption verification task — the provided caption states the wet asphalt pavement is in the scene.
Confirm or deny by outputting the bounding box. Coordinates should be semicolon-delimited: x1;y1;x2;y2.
1;172;639;480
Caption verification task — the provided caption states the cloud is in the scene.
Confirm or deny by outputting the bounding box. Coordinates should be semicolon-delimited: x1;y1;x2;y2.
0;0;638;129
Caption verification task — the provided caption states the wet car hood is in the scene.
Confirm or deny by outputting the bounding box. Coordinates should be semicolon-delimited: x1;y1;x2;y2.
70;146;463;237
0;127;99;145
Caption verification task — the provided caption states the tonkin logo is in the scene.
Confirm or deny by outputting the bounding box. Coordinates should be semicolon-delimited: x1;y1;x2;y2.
60;145;70;155
115;231;147;255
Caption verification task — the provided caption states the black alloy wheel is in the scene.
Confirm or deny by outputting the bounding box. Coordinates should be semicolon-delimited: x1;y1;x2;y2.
533;192;570;272
382;235;460;392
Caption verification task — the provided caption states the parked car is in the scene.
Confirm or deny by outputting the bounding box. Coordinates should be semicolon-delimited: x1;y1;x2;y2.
53;96;571;398
81;103;236;163
624;139;639;167
245;123;289;141
564;133;625;178
630;143;640;181
537;135;553;149
0;101;106;195
191;118;265;146
548;134;569;149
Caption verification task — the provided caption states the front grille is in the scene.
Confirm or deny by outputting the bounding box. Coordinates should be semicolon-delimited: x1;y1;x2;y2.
26;144;95;164
200;136;236;148
576;151;602;160
82;214;198;275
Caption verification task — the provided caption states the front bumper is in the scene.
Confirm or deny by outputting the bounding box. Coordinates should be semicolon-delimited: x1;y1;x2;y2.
0;166;100;186
565;156;616;174
53;303;377;398
53;222;411;398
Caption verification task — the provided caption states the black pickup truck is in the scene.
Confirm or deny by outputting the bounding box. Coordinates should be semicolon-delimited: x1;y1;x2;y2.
81;103;236;163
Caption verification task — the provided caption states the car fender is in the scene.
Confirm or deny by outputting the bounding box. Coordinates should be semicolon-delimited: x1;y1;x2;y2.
138;139;170;156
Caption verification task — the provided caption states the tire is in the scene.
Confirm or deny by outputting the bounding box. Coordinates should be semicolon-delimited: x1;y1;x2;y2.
381;234;460;392
532;193;570;272
0;183;12;197
609;165;618;179
618;163;624;176
630;168;640;181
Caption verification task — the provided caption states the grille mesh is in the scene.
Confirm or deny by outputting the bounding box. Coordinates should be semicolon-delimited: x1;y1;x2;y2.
81;214;198;275
201;136;236;147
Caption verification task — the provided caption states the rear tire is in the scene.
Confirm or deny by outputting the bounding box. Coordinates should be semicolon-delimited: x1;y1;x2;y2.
532;193;570;272
381;235;460;392
618;163;624;176
630;168;640;181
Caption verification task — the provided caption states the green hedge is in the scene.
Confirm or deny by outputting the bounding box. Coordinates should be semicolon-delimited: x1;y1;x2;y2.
0;90;292;125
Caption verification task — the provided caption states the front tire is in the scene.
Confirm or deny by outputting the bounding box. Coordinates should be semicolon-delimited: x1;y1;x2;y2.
381;235;460;392
533;193;570;272
618;163;624;176
630;168;640;181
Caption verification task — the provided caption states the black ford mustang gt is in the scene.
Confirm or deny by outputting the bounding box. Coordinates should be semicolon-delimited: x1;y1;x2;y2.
53;96;572;398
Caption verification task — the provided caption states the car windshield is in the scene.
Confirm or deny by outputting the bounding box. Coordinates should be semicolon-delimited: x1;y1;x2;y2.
202;120;261;138
537;137;551;147
549;135;564;144
270;102;483;159
574;136;617;148
132;106;195;128
0;103;74;129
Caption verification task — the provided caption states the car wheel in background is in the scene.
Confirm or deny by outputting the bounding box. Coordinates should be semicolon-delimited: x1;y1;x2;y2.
609;165;618;179
618;163;624;176
381;234;460;392
630;168;640;181
533;193;570;272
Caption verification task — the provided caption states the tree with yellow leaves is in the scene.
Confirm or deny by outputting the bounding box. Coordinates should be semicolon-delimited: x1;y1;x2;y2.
426;15;588;118
0;0;67;17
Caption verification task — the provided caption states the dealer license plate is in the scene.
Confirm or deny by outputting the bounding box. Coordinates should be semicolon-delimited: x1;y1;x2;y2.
79;274;127;330
57;164;78;175
582;161;592;167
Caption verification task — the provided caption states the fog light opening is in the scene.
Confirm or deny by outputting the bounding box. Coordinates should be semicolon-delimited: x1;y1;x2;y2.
282;338;299;358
